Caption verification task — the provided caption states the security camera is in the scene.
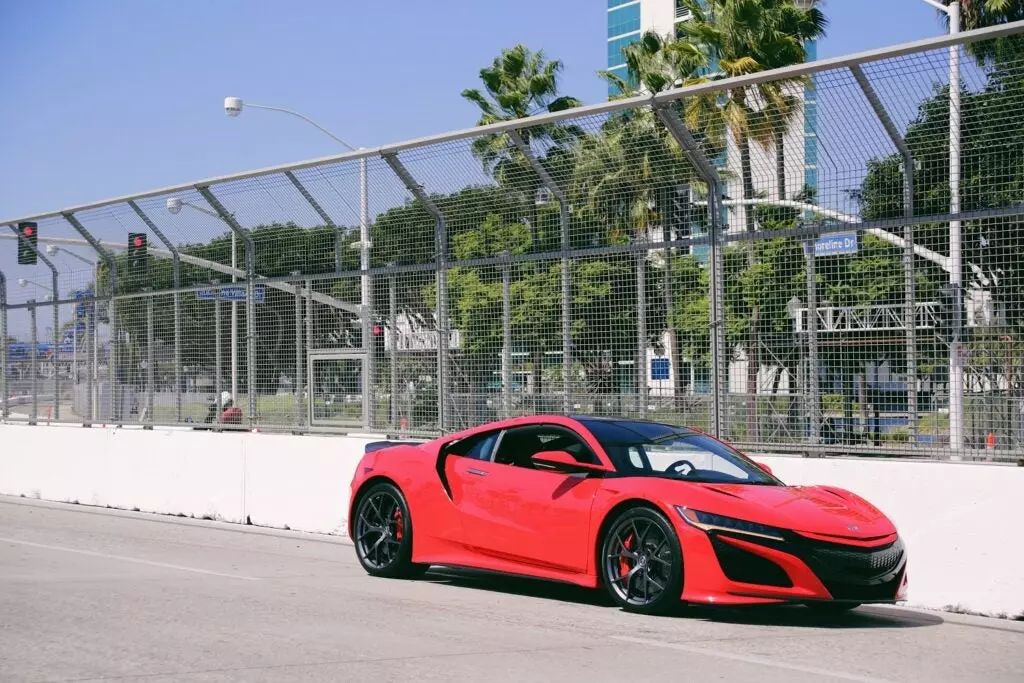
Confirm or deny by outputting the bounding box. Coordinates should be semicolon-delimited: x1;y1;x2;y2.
166;197;183;214
224;97;243;117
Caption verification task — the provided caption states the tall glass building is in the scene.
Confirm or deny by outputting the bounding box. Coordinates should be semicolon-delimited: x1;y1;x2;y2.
606;0;820;217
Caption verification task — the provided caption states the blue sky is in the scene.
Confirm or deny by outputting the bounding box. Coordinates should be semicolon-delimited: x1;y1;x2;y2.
0;0;954;336
0;0;951;219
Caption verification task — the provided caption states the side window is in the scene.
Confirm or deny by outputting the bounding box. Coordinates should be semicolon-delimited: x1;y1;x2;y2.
446;430;500;461
493;425;597;469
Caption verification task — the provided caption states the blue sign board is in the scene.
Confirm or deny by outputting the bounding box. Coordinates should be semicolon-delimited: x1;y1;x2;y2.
651;357;670;381
196;285;265;303
805;232;858;257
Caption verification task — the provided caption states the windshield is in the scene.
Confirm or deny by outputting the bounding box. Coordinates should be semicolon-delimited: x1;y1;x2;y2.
583;420;781;486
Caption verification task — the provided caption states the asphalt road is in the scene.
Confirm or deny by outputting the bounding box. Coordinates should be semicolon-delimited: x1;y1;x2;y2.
1;496;1021;683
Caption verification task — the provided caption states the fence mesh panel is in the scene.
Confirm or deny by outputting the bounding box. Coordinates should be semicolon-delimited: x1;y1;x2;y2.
4;25;1024;460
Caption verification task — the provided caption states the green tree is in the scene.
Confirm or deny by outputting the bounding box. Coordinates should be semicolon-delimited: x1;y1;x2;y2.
675;0;826;438
937;0;1024;65
461;44;583;250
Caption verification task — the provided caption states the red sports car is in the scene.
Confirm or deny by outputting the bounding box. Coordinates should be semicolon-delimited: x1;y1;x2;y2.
348;415;908;614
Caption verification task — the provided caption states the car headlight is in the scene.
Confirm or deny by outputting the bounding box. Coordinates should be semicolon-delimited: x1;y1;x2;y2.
675;506;787;542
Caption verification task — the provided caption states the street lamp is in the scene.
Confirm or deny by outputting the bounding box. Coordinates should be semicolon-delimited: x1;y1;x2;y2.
922;0;963;453
225;96;373;425
166;195;240;403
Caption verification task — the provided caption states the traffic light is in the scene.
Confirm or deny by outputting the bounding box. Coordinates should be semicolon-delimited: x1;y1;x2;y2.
16;222;38;265
372;319;386;360
128;232;148;272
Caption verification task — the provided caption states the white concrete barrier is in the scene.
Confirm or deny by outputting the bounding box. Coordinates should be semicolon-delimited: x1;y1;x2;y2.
0;423;1020;617
758;454;1024;618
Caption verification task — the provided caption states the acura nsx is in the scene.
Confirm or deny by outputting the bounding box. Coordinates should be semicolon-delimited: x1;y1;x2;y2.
348;415;908;614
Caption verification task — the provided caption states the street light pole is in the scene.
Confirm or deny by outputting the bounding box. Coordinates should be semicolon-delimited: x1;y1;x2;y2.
224;97;373;427
924;0;963;453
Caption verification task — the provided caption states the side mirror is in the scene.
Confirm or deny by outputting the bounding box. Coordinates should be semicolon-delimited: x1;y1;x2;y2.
531;450;608;473
754;460;773;475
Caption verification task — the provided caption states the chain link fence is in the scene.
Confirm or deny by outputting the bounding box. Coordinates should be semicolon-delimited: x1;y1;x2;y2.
4;22;1024;462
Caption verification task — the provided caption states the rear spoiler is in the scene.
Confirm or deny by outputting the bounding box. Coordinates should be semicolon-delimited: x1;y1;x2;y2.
364;440;425;454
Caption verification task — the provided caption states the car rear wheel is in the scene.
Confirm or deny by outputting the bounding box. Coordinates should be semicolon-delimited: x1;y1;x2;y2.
600;506;684;615
353;481;429;579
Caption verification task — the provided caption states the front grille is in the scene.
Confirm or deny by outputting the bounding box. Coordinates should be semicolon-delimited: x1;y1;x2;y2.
796;535;906;601
710;537;793;587
807;541;904;582
709;530;907;602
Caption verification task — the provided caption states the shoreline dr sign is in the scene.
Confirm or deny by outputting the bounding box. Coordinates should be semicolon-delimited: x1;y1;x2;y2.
196;285;265;303
805;232;858;257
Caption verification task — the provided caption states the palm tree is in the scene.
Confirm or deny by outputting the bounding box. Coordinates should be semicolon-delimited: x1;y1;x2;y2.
461;44;583;249
671;0;825;440
462;44;582;403
936;0;1024;66
569;102;700;411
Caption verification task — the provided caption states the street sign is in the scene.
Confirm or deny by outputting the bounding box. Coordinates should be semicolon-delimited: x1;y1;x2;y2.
805;232;858;257
196;285;265;303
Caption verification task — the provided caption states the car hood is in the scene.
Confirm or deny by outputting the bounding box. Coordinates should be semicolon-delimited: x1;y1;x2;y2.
689;482;896;540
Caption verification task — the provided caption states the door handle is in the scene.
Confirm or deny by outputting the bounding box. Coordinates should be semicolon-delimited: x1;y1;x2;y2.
467;468;489;477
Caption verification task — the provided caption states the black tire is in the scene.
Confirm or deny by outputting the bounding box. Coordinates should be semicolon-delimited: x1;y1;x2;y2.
599;505;684;615
352;481;429;579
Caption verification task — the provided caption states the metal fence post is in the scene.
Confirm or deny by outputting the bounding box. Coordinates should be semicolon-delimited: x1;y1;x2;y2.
29;300;37;424
850;65;919;445
500;251;512;419
508;130;572;414
146;292;154;424
128;200;183;423
8;224;61;421
0;269;7;419
196;186;257;426
294;278;304;428
63;212;117;423
383;152;449;433
215;292;223;417
805;230;821;448
359;157;375;430
654;103;727;437
388;263;398;431
305;278;313;426
635;240;648;419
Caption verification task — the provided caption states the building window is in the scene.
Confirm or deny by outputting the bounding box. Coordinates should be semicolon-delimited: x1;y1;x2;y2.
608;32;640;68
608;0;638;8
608;4;641;38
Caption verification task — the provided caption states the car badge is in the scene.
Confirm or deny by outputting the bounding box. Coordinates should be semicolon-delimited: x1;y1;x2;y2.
847;524;860;532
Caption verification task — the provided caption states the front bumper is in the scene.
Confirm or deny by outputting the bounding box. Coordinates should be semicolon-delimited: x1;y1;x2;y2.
676;520;909;606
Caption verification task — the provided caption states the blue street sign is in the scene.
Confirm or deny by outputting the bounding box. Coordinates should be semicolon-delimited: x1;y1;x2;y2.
196;285;265;303
805;232;858;257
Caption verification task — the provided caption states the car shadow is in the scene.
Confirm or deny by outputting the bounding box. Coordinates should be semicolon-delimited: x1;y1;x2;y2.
420;566;942;630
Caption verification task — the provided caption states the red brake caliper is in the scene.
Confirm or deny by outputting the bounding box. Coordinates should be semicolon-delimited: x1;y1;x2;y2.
393;508;404;540
619;532;634;578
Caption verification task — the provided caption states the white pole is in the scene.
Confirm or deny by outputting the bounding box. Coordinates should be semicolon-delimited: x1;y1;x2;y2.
231;230;238;404
360;155;372;427
948;1;963;454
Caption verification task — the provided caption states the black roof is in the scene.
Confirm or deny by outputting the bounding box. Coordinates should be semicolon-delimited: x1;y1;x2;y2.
571;415;698;444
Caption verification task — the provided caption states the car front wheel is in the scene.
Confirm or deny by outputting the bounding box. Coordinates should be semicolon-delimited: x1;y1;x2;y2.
599;505;684;615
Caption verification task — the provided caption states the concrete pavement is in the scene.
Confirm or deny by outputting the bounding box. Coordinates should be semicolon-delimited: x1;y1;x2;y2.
0;495;1021;682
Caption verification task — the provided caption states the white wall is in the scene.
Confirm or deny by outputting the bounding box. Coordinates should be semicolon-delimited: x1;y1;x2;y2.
0;423;1020;617
757;454;1024;618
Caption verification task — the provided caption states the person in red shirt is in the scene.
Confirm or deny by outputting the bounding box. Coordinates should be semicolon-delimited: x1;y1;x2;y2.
219;391;243;425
